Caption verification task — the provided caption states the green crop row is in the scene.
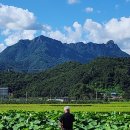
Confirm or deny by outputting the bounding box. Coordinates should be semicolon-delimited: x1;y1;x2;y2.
0;111;130;130
1;103;130;112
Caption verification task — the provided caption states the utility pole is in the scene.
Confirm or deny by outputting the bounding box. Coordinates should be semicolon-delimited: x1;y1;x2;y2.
50;89;51;99
26;91;28;102
96;91;98;100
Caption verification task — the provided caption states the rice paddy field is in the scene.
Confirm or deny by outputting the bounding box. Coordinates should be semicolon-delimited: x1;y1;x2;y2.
0;102;130;112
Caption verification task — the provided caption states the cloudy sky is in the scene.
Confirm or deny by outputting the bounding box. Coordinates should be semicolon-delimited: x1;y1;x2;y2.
0;0;130;53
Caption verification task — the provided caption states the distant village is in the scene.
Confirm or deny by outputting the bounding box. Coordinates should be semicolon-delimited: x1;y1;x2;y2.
0;87;123;102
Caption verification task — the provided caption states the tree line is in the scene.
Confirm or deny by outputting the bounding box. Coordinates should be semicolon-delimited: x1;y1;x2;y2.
0;57;130;99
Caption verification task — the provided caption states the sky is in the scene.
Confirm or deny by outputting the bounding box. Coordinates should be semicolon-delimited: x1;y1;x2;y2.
0;0;130;53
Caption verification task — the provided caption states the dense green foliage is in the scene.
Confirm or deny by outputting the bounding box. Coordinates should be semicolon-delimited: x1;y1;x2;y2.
1;58;130;99
0;111;130;130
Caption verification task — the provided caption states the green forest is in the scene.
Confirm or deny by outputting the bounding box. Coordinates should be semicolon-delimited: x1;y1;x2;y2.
0;57;130;99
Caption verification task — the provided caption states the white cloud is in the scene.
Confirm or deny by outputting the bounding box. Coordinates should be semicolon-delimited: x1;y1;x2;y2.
42;30;67;42
85;7;94;13
68;0;79;4
84;17;130;43
0;4;43;50
0;43;6;52
0;4;39;30
118;38;130;54
1;29;11;36
41;17;130;54
64;22;83;42
83;17;130;53
42;21;83;43
4;30;36;46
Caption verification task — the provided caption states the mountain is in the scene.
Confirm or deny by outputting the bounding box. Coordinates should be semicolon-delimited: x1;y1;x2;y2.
1;58;130;99
0;35;129;72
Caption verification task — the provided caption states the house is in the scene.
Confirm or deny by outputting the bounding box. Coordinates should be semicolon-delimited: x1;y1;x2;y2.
0;87;8;98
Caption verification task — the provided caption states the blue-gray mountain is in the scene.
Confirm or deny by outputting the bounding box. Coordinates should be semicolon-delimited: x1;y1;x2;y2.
0;35;129;72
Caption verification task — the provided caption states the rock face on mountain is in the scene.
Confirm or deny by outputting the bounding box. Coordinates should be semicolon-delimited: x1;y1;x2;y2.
0;35;129;72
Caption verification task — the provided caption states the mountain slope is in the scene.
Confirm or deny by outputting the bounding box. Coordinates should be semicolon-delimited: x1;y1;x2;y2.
0;35;129;72
1;58;130;99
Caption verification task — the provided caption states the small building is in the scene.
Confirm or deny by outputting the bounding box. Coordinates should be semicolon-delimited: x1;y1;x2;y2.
0;87;8;98
47;98;64;102
111;92;117;97
110;92;122;100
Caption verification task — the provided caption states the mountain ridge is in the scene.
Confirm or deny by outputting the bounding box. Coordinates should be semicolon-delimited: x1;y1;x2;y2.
0;35;129;72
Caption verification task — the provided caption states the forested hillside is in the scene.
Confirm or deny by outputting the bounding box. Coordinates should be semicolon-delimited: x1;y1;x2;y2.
0;58;130;99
